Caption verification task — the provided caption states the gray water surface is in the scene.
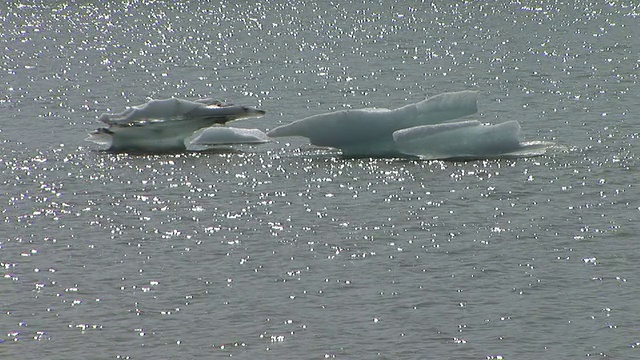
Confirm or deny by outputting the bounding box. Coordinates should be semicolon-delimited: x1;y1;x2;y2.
1;1;639;359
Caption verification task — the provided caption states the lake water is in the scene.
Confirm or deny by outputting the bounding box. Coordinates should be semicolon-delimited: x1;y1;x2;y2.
1;1;639;359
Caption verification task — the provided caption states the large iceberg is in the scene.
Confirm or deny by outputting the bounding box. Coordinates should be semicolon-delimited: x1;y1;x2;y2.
267;91;554;159
86;98;266;152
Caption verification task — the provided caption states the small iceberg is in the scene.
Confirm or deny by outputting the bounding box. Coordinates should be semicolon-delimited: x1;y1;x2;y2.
267;91;555;159
190;127;270;146
268;91;478;157
393;120;553;160
86;98;266;152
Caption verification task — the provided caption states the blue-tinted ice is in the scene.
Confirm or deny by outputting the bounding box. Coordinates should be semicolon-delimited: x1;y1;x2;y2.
268;91;555;159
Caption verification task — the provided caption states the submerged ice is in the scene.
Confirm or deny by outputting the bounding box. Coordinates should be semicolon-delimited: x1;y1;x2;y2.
268;91;554;159
87;98;266;152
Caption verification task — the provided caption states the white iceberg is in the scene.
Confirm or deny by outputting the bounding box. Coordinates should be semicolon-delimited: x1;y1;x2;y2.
393;120;553;160
86;98;266;152
268;91;478;157
267;91;554;159
190;127;270;146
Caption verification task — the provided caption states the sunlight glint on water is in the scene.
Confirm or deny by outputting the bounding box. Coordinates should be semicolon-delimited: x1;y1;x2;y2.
1;1;639;359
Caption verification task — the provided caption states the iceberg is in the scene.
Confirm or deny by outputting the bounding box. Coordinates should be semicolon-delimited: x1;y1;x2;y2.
268;91;478;157
190;127;270;146
267;91;554;159
393;120;553;160
86;98;266;152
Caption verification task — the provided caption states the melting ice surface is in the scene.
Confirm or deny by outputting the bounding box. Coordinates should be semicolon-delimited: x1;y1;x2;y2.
394;120;554;160
268;91;555;159
190;127;270;146
86;98;266;152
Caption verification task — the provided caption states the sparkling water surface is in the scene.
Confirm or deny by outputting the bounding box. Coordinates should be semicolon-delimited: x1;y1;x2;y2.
1;1;639;359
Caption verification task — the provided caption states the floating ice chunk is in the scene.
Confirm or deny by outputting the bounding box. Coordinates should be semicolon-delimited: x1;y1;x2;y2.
190;127;270;146
268;91;478;157
87;98;265;152
268;91;555;159
96;98;228;125
393;120;529;159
